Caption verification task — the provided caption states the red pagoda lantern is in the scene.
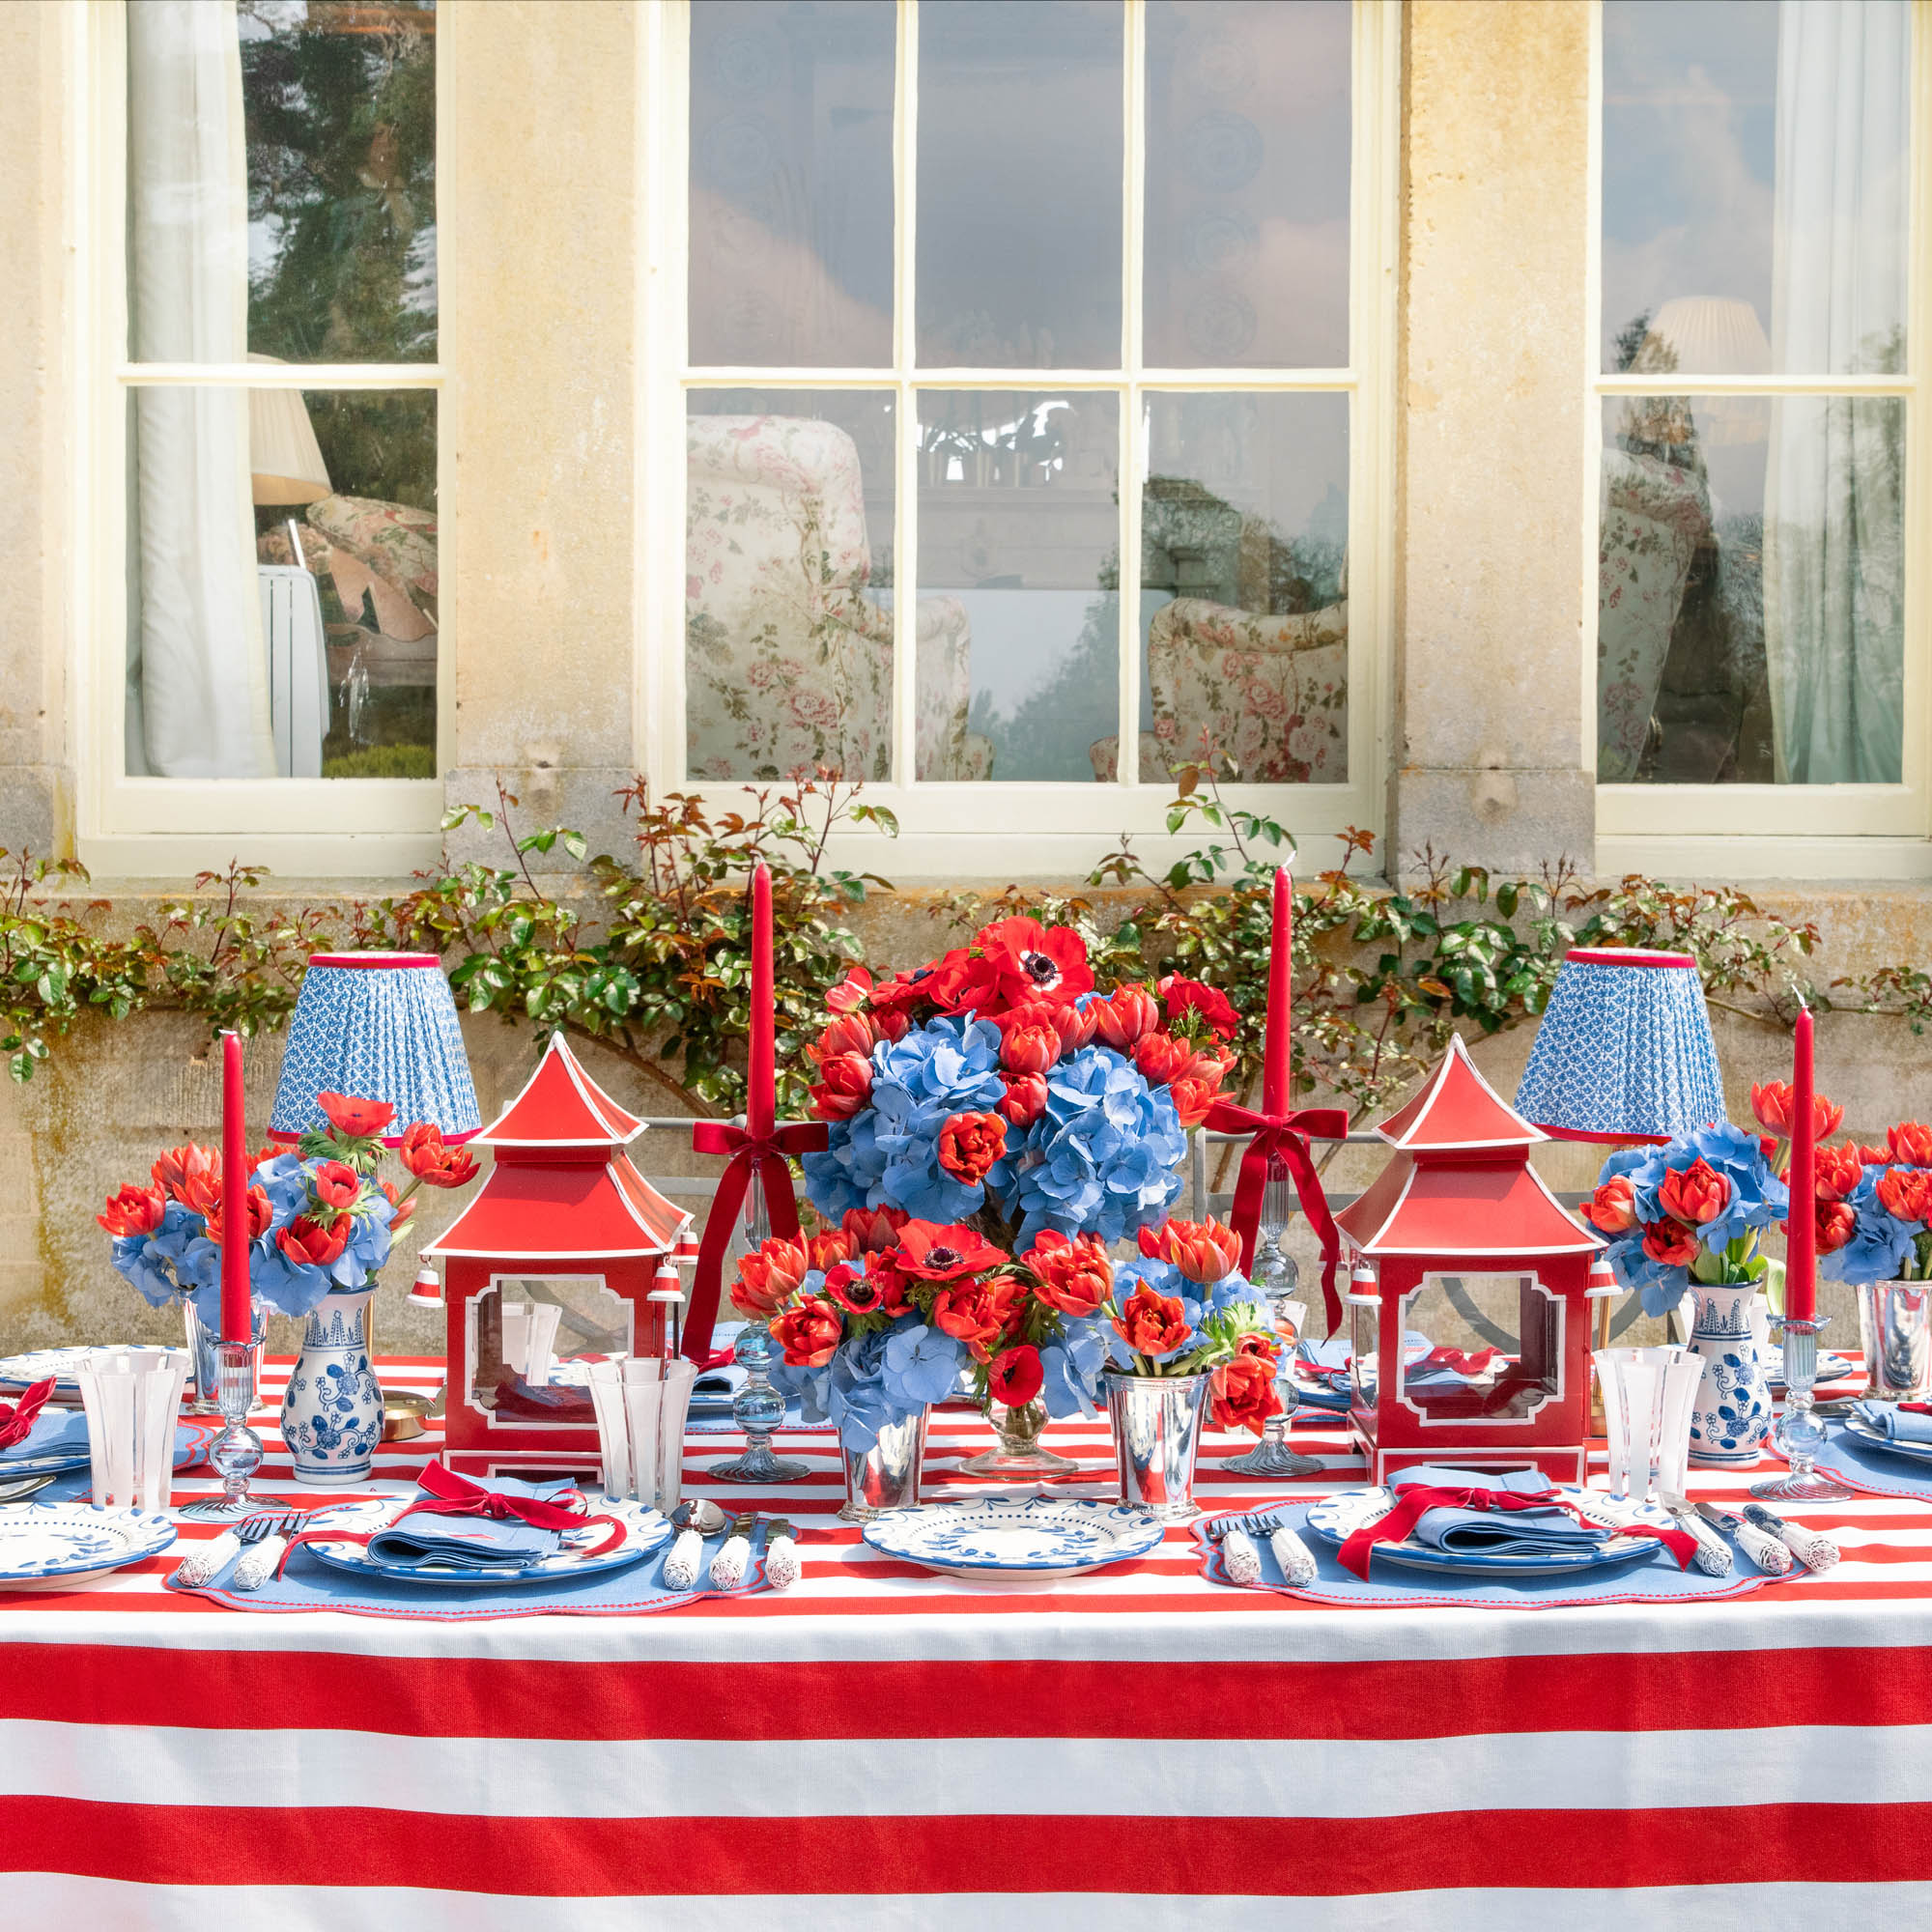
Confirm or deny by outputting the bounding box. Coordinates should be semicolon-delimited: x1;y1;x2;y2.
427;1034;693;1481
1338;1036;1606;1485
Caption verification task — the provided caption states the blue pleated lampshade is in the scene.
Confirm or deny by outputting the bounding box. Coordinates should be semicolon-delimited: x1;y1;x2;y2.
270;952;481;1147
1515;948;1724;1144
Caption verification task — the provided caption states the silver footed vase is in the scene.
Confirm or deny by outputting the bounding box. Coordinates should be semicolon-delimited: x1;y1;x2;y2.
840;1407;929;1522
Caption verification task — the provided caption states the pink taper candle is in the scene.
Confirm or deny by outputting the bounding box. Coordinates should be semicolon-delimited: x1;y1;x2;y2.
1786;1006;1816;1321
748;863;775;1142
1262;867;1293;1117
219;1030;250;1343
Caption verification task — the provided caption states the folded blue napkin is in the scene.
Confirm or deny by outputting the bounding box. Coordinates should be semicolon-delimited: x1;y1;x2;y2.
1390;1464;1610;1557
1;1408;89;1463
1856;1401;1932;1444
364;1474;582;1572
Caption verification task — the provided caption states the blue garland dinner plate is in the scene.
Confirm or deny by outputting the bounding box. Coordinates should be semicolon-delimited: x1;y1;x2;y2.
1841;1410;1932;1464
297;1494;673;1587
1302;1489;1667;1579
861;1496;1167;1583
0;1348;99;1400
0;1504;176;1589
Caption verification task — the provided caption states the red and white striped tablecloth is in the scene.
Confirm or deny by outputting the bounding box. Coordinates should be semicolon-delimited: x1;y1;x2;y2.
3;1354;1928;1927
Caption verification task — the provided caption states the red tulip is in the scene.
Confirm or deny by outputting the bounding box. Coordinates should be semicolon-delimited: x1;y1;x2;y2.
936;1111;1007;1187
770;1296;843;1368
276;1212;351;1270
381;1179;415;1233
1093;984;1160;1053
1112;1283;1193;1360
812;1011;879;1062
151;1142;218;1205
1159;974;1240;1041
98;1181;166;1239
808;1228;860;1271
931;1278;1024;1362
1048;1001;1098;1054
398;1122;481;1189
988;1344;1044;1409
1023;1229;1114;1318
317;1093;397;1139
1878;1167;1932;1226
730;1236;811;1319
809;1050;874;1122
1656;1158;1729;1227
1133;1031;1192;1086
840;1206;908;1254
1166;1074;1220;1128
1581;1174;1638;1236
998;1072;1048;1128
1814;1145;1866;1204
1815;1199;1858;1256
1889;1122;1932;1168
1640;1219;1700;1267
1146;1216;1242;1285
1209;1353;1283;1436
1001;1023;1061;1077
1751;1081;1844;1143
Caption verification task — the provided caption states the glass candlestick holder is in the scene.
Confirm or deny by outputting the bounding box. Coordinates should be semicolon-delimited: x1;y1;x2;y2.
708;1321;810;1484
1226;1157;1322;1478
1753;1316;1857;1501
182;1338;281;1519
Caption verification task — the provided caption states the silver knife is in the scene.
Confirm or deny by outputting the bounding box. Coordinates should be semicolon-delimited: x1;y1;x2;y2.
1693;1499;1793;1575
1653;1490;1733;1576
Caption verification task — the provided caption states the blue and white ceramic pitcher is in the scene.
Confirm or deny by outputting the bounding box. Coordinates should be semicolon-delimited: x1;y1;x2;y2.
1685;1281;1773;1466
280;1288;384;1486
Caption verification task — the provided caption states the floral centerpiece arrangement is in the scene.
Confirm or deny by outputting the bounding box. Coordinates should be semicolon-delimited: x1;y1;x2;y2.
732;1207;1282;1515
801;913;1237;1251
99;1091;477;1324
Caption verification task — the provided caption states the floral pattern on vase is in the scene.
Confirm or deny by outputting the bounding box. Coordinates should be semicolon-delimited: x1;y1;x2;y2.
685;414;991;782
1685;1280;1773;1467
280;1288;384;1486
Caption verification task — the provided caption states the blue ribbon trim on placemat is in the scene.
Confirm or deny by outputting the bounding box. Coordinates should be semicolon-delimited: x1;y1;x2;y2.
167;1521;771;1620
1769;1420;1932;1501
1190;1505;1792;1610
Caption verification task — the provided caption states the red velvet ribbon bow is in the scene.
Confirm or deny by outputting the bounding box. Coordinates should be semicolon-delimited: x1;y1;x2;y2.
1337;1482;1698;1581
275;1463;623;1577
0;1378;54;1451
1201;1097;1350;1336
683;1117;829;1363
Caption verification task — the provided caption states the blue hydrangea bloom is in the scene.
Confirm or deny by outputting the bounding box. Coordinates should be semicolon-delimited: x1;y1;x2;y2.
882;1321;968;1411
1039;1316;1112;1419
1011;1046;1185;1243
1628;1122;1788;1251
1821;1167;1924;1286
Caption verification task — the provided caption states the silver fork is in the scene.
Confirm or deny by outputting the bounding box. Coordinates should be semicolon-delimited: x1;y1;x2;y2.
231;1511;307;1590
170;1507;293;1588
1205;1510;1284;1542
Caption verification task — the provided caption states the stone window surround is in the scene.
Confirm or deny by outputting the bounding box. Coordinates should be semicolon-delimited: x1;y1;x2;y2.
3;2;1928;895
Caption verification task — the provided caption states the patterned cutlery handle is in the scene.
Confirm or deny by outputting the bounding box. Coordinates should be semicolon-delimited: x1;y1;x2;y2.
764;1523;800;1592
1731;1519;1794;1576
664;1526;704;1589
231;1533;290;1591
1268;1523;1319;1586
171;1529;240;1588
708;1533;752;1589
1219;1527;1264;1585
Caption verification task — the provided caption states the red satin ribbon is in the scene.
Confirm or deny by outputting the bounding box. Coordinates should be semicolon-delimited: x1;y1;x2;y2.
1417;1347;1501;1378
0;1378;53;1451
1202;1098;1349;1336
683;1117;829;1361
275;1463;623;1577
1337;1482;1698;1581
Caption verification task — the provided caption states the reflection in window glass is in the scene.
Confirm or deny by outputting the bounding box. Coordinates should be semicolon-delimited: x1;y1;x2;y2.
1132;392;1348;784
126;386;437;780
128;0;438;363
917;391;1119;781
916;1;1123;368
688;0;895;368
1145;0;1351;369
685;391;896;781
1601;0;1908;376
1597;393;1903;785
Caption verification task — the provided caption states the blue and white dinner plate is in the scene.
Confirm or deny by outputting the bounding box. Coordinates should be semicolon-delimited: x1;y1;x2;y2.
0;1504;176;1589
1302;1488;1667;1579
1841;1410;1932;1464
0;1422;212;1480
297;1494;673;1588
0;1348;99;1400
862;1496;1168;1583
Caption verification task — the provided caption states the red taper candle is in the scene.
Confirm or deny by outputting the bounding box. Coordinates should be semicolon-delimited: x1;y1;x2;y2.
219;1030;250;1343
1785;1006;1816;1321
1262;866;1293;1117
748;862;775;1142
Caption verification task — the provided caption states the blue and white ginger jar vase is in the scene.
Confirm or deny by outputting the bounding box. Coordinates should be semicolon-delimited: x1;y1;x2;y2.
1685;1281;1772;1466
280;1288;384;1486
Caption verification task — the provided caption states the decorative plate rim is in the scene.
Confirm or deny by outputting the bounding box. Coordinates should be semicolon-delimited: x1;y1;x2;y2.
0;1503;177;1580
1302;1487;1667;1576
861;1494;1168;1574
1841;1410;1932;1463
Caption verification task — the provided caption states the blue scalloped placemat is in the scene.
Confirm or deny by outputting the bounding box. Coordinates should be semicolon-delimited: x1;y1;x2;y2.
167;1520;771;1620
1190;1504;1794;1609
33;1419;220;1505
1768;1419;1932;1501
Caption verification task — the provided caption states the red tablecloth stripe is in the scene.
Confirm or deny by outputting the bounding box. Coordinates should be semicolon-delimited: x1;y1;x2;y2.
5;1797;1928;1894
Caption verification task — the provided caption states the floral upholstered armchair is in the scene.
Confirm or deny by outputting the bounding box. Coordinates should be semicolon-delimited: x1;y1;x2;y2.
1089;596;1348;783
1597;442;1712;781
686;414;992;782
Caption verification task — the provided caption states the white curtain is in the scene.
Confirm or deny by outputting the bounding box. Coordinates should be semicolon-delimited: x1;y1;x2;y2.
1763;0;1910;784
126;0;275;780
